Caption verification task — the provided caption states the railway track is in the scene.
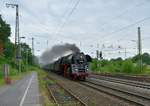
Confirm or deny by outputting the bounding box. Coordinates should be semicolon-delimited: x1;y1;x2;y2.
46;72;140;105
47;76;87;106
92;73;150;82
89;75;150;89
80;78;150;106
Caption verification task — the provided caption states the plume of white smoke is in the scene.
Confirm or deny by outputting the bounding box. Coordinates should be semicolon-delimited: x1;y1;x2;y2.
39;43;80;66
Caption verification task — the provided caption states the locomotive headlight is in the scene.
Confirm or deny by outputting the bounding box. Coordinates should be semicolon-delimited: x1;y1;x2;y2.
74;68;78;71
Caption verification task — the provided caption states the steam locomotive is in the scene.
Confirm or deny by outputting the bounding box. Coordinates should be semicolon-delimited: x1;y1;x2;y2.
44;52;92;80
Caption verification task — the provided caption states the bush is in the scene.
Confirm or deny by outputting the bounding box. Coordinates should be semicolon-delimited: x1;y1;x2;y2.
90;57;150;75
101;64;116;73
90;59;98;72
121;59;135;73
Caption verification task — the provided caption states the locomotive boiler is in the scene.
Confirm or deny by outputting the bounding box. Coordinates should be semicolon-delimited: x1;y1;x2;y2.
45;52;92;80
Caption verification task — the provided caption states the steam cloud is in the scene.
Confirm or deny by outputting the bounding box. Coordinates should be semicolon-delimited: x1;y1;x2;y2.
40;43;80;66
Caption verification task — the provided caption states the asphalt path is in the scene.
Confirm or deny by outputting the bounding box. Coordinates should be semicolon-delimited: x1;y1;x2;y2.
0;72;42;106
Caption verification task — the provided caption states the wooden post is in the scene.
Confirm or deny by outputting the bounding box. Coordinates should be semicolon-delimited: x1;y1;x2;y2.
3;64;11;84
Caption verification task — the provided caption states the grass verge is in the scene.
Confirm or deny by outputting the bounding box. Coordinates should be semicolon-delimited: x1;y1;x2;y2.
37;68;56;106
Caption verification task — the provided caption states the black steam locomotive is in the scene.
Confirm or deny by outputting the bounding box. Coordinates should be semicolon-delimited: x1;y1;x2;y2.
44;52;92;80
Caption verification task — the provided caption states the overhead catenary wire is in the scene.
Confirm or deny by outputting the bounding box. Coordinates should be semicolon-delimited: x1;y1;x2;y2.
2;0;81;54
52;0;75;34
60;0;76;18
55;0;81;35
95;0;150;45
100;16;150;41
1;0;52;38
102;22;150;51
99;0;150;31
2;0;150;58
16;0;79;39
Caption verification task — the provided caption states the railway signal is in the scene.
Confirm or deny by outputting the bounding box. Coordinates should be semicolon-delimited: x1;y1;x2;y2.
100;51;103;59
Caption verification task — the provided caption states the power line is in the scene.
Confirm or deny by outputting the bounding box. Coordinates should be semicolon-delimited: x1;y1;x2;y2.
99;0;150;30
111;32;150;46
96;0;150;43
59;0;75;21
52;0;76;35
55;0;81;35
101;16;150;41
17;0;77;38
12;0;57;35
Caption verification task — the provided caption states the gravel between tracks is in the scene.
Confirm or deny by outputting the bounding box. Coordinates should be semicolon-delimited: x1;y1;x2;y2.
88;77;150;98
47;83;80;105
48;72;136;106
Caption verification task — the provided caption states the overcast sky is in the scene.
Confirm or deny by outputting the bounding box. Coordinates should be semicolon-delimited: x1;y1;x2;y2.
0;0;150;59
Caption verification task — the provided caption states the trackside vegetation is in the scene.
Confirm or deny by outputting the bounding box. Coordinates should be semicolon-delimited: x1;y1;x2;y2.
36;68;56;106
91;53;150;75
0;14;37;85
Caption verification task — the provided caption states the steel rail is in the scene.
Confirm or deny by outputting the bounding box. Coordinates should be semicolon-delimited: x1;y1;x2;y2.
46;84;59;106
47;75;87;106
57;82;87;106
89;75;150;89
80;80;150;106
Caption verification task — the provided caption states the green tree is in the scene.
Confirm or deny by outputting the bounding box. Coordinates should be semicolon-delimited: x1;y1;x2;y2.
4;39;14;58
0;15;11;42
142;53;150;65
20;43;32;65
110;57;123;62
0;15;11;57
132;53;150;65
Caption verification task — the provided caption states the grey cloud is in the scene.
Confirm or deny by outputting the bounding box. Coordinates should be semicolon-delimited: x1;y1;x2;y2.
0;0;150;59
